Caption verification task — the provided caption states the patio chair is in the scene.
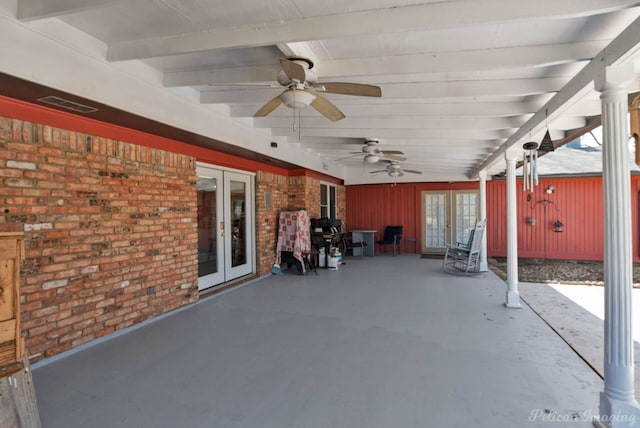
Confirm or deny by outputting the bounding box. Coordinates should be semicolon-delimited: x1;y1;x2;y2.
342;235;366;258
376;225;403;256
443;219;486;273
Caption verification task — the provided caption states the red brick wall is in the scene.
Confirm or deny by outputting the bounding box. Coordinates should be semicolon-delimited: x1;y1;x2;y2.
255;171;290;275
0;117;198;361
255;172;345;275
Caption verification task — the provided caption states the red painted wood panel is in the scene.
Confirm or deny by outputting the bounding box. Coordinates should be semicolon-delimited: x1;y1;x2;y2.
487;177;605;261
346;182;479;253
347;177;640;261
9;94;638;262
346;183;417;251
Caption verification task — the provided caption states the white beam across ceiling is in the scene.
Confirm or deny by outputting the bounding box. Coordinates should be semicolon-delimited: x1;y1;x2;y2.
17;0;116;21
255;116;523;130
324;141;502;149
276;42;320;68
163;42;602;87
470;14;640;178
106;0;638;61
231;102;545;118
200;78;567;103
321;148;494;157
165;65;282;88
271;128;512;140
255;116;586;131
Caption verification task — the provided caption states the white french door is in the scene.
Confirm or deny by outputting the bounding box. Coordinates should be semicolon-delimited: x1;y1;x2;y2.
196;164;254;291
421;190;479;254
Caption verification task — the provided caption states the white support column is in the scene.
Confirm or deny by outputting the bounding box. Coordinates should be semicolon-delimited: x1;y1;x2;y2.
594;64;640;428
479;170;489;272
504;148;521;308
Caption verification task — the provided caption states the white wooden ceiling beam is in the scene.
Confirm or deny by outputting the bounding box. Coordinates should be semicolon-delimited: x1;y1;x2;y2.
255;116;523;130
163;42;601;87
306;139;497;148
231;99;600;119
294;139;500;149
276;42;320;68
271;128;512;140
106;0;637;61
200;78;567;103
321;149;493;158
470;14;640;178
286;137;363;145
313;43;598;78
231;102;544;118
17;0;117;21
166;65;282;88
255;115;585;131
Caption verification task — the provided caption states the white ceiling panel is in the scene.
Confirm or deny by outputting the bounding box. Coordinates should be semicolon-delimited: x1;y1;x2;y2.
6;0;640;184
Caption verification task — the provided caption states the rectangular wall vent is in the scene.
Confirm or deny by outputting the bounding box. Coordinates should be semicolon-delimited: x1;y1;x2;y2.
37;95;98;113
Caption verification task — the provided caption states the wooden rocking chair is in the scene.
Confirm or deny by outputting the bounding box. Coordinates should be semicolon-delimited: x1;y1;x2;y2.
443;219;486;274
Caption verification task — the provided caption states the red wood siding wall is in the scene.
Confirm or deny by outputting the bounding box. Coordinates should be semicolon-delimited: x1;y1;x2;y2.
346;177;640;261
487;177;605;260
345;182;479;253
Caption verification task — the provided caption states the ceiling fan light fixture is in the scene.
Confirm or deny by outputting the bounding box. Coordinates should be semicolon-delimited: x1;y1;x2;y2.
280;89;315;109
389;170;401;177
364;154;380;163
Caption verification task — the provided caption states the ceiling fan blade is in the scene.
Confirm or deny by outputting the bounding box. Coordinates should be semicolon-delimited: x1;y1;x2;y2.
336;153;364;161
208;82;280;88
381;150;405;155
404;169;423;174
310;93;346;121
254;94;283;117
280;58;307;83
383;154;407;162
369;170;388;174
319;82;382;97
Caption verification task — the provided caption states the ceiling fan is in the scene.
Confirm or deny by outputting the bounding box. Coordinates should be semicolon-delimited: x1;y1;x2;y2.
371;160;423;178
339;139;406;164
254;57;382;121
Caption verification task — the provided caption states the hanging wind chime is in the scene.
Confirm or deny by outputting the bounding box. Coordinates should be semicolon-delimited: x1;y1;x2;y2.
522;141;539;192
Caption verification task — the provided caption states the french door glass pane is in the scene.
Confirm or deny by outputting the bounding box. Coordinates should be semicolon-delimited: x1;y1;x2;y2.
425;194;446;247
456;193;477;245
197;177;218;277
230;180;247;267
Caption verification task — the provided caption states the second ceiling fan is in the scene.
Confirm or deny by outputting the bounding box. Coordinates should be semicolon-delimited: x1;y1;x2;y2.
254;57;382;121
339;139;406;164
371;160;422;178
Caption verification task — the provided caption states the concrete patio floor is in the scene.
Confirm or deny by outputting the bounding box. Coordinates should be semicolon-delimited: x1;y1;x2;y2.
520;282;640;401
33;256;604;428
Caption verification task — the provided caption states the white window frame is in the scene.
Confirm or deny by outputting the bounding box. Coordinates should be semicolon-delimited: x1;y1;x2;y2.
320;182;337;219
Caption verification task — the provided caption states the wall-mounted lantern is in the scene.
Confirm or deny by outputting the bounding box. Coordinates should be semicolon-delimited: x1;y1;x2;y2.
553;220;564;233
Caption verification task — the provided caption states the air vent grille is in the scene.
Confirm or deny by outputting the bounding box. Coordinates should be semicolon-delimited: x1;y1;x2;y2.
37;95;98;113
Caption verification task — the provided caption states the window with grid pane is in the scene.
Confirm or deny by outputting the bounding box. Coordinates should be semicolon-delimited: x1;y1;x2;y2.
456;193;477;245
425;194;446;247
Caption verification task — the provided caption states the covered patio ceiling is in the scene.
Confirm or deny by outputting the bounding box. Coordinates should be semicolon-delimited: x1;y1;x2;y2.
2;0;640;184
